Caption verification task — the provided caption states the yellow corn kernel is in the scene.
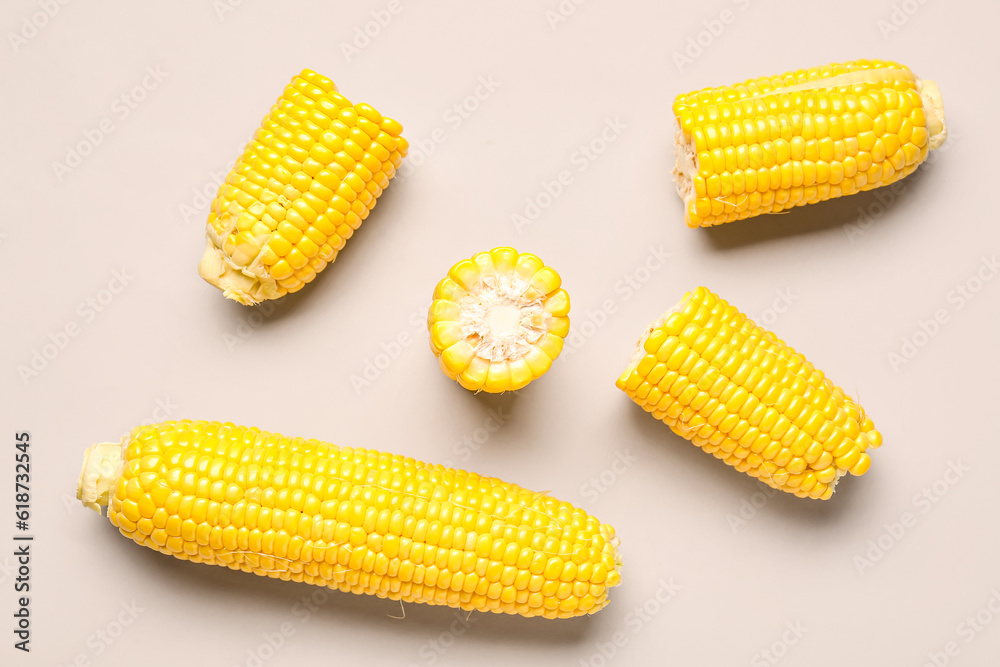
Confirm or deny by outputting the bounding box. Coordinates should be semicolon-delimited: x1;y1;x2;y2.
199;69;408;305
672;59;947;228
428;248;570;393
78;421;620;619
616;287;882;500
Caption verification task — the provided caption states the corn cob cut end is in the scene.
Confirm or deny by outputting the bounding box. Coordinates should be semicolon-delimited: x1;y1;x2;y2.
429;247;570;393
672;126;698;214
617;287;882;500
672;60;948;228
77;441;124;514
918;79;947;150
619;302;683;381
198;237;280;306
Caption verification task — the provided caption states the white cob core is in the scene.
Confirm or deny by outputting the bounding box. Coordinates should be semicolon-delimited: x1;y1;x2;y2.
459;275;548;362
198;238;279;306
77;441;124;514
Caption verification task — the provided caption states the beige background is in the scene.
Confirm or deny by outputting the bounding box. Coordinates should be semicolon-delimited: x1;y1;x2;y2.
2;0;999;665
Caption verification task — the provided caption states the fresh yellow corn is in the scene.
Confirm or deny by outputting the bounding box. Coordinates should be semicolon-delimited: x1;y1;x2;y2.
616;287;881;500
78;420;620;618
673;59;947;227
198;69;408;304
429;247;570;393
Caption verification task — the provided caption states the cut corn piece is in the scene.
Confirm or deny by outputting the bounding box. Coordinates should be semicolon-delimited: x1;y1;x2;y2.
198;69;408;304
429;247;570;393
616;287;881;500
77;420;620;619
673;59;947;227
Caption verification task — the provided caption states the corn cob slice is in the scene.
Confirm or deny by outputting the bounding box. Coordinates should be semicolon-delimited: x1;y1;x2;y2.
77;420;620;619
429;247;570;393
198;69;408;304
673;59;947;227
616;287;881;500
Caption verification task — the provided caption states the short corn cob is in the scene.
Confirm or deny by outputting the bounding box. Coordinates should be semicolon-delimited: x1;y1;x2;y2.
429;247;570;393
673;59;947;227
616;287;881;500
78;421;620;619
198;69;408;304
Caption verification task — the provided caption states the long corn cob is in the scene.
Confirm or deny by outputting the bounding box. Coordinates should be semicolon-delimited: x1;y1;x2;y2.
673;59;946;227
199;69;408;304
616;287;881;500
77;421;620;619
429;247;570;393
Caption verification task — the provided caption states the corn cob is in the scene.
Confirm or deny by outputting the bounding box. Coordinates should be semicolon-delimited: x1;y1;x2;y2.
77;421;620;619
198;69;408;304
673;59;947;227
616;287;881;500
429;247;570;393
